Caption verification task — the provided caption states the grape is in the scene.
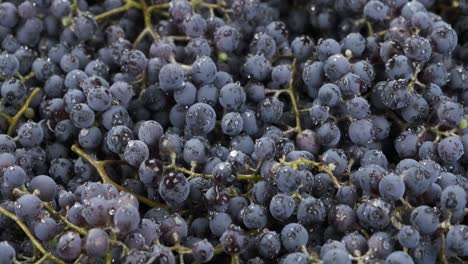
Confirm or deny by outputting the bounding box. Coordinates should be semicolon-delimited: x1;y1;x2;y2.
159;214;188;245
385;55;413;80
280;223;308;251
379;173;405;201
250;32;277;59
0;3;17;28
430;24;458;55
265;21;289;44
259;97;284;124
29;175;57;202
241;204;267;229
186;103;216;136
70;103;95;128
398;225;420;249
18;1;36;19
297;197;326;225
440;185;467;223
323;54;351;81
33;217;58;242
191;56;217;85
14;194;42;222
275;166;300;194
78;126;102;149
410;206;439;235
209;212;232;237
437;100;463;128
60;53;80;73
341;32;365;57
368;232;394;258
445;225;468;257
159;63;185;92
123;140;149;167
186;37;212;58
329;205;356;233
114;204;140;234
364;0;389;21
348;119;375;145
0;53;19;78
243;55;272;81
356;198;391;230
0;241;15;264
86;86;112;112
394;130;419;158
1;78;26;105
72;13;97;41
280;253;309;264
222;112;244;136
317;122;341;147
159;172;190;208
3;165;26;187
110;81;135;107
214;26;240;52
191;239;214;263
385;251;415;264
342;232;368;257
107;125;134;154
309;104;329;125
57;231;82;261
437;136;464;163
183;137;209;164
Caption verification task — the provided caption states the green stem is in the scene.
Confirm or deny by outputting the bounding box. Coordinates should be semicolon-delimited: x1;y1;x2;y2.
6;87;41;136
95;0;141;21
0;206;65;264
43;202;88;236
71;144;167;209
281;158;341;188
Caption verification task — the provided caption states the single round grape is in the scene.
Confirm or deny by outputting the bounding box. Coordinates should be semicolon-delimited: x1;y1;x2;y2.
379;173;405;201
222;112;244;136
124;140;149;167
56;231;82;261
191;56;217;85
186;103;216;136
114;204;140;234
258;230;281;259
0;241;15;264
29;175;57;202
159;172;190;208
209;212;232;237
398;225;420;249
241;204;268;229
70;103;95;128
269;193;296;221
191;239;214;263
281;223;308;252
14;194;42;222
3;165;26;187
33;217;58;242
410;206;439;235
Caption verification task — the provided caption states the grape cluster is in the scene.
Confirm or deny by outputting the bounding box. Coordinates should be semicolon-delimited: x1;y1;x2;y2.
0;0;467;263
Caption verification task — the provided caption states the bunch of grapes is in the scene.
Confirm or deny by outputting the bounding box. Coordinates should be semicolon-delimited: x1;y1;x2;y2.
0;0;467;263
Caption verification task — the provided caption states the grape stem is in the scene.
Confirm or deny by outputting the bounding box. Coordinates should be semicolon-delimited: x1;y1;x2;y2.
280;158;342;188
265;59;302;135
95;0;141;21
0;206;65;264
71;144;167;209
439;229;449;264
42;202;88;236
0;87;41;136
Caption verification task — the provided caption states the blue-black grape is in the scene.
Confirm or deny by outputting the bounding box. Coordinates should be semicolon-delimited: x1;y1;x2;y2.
0;241;15;264
280;223;308;251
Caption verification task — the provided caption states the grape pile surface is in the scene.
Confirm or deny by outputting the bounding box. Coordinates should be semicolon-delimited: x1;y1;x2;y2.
0;0;467;263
